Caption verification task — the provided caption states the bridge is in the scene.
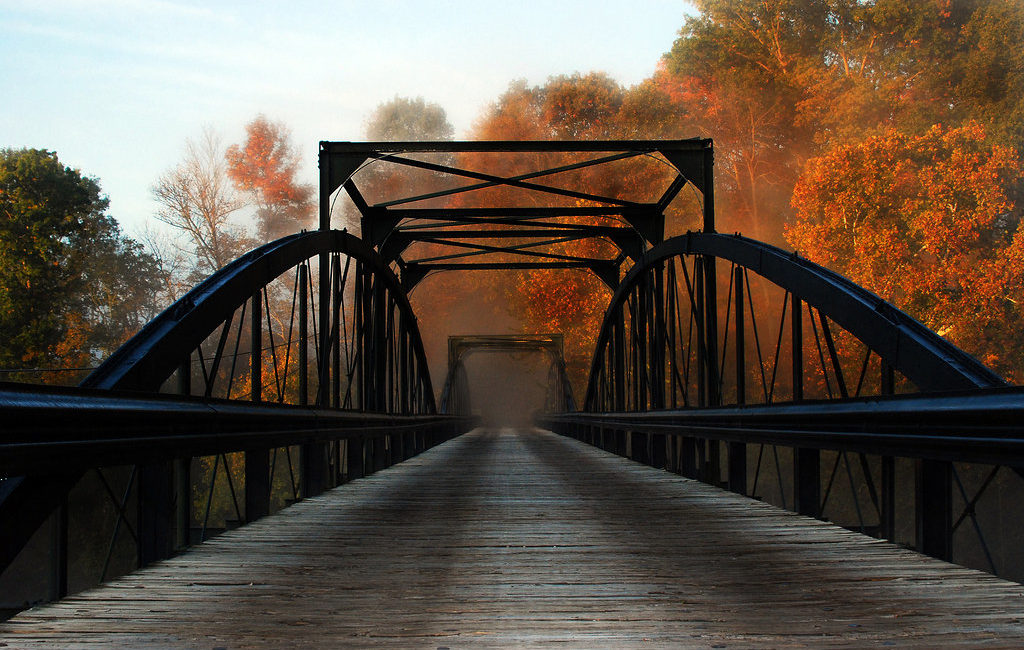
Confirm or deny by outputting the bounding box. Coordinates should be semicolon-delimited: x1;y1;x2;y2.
3;140;1024;645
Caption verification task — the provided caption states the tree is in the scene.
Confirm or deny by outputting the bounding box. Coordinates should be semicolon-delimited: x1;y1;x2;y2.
0;148;161;382
657;0;1024;245
466;74;673;392
785;123;1024;380
153;128;250;277
658;0;836;243
365;96;454;142
226;115;314;241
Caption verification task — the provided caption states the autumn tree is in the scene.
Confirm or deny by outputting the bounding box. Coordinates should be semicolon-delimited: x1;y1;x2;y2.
0;148;161;382
465;74;680;391
226;115;314;241
657;0;1024;244
786;123;1024;380
657;0;842;243
153;128;250;278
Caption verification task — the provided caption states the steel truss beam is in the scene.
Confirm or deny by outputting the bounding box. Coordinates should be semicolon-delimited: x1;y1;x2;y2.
318;139;715;285
584;232;1003;406
82;230;433;396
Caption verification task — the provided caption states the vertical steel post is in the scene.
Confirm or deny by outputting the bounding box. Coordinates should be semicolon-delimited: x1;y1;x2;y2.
792;296;820;517
299;264;308;406
702;142;715;234
317;153;331;407
371;279;388;471
175;358;191;549
704;254;720;484
313;169;332;498
634;281;650;464
729;265;747;495
250;290;262;402
331;254;342;408
612;311;627;457
665;261;679;472
650;265;667;469
347;263;367;479
304;260;328;497
137;461;174;567
688;258;706;480
880;362;896;540
246;291;270;522
49;498;68;600
916;459;953;561
700;141;722;480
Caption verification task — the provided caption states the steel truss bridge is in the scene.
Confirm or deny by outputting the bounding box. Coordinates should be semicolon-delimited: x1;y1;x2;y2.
3;140;1024;644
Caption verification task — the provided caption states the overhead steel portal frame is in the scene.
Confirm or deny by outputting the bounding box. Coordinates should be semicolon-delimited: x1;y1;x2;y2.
317;139;715;291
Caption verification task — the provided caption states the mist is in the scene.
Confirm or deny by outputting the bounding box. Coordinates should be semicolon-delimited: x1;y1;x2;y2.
461;352;551;428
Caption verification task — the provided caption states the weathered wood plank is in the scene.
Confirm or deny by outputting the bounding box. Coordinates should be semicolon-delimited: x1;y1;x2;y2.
3;428;1024;647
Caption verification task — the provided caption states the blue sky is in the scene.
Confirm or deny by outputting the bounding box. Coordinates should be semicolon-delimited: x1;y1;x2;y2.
1;0;691;235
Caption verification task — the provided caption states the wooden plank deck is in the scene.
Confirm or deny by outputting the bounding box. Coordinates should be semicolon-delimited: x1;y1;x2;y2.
4;428;1024;648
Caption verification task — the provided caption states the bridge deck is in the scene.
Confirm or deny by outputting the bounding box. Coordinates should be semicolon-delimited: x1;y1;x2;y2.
4;428;1024;647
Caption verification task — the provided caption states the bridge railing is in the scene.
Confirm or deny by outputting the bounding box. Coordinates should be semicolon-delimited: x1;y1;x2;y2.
0;381;474;607
539;387;1024;582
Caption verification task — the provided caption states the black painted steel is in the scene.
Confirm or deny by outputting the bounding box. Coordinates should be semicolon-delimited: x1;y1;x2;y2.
0;382;472;476
318;139;716;287
541;387;1024;467
439;335;575;415
1;229;459;587
82;230;435;398
576;226;1008;569
584;232;1004;408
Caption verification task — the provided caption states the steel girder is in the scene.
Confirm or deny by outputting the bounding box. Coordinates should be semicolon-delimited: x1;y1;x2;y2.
541;387;1024;467
82;230;435;398
0;383;473;476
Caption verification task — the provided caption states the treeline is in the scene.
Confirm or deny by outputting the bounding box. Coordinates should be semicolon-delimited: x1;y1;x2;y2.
4;0;1024;385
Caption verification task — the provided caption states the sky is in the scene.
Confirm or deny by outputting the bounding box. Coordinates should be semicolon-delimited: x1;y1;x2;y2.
1;0;691;236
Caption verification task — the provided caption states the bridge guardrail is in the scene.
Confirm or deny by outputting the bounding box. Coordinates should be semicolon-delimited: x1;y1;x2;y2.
539;388;1024;468
539;388;1024;578
0;382;476;476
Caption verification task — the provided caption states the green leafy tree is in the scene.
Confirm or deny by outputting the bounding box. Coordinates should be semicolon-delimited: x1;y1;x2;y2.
364;96;454;142
0;148;161;382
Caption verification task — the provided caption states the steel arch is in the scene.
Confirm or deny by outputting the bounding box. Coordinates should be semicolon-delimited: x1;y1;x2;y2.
83;229;435;405
584;231;1004;410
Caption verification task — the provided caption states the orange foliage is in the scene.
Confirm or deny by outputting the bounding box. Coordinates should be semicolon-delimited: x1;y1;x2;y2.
786;123;1024;380
226;116;314;240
